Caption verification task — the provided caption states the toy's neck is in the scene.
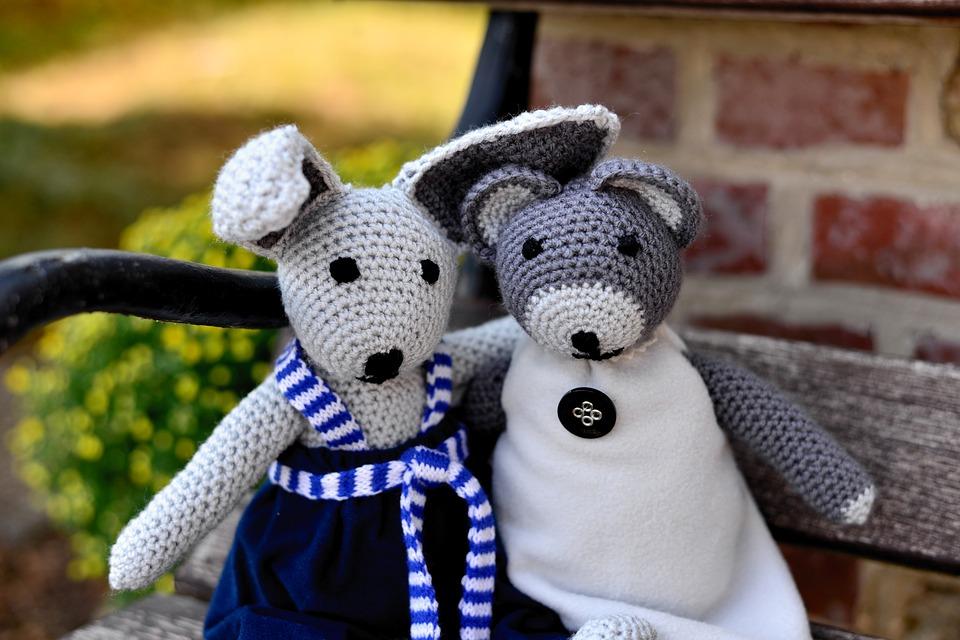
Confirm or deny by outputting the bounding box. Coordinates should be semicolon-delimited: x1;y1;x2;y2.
299;365;426;450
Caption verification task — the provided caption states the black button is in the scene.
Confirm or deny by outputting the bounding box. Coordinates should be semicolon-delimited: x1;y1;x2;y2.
557;387;617;439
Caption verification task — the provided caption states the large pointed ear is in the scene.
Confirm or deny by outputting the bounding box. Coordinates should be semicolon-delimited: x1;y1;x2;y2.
591;158;702;248
461;165;560;263
211;125;344;258
393;104;619;244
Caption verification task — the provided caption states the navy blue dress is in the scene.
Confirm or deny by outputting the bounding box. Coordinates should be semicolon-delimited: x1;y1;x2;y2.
205;416;471;640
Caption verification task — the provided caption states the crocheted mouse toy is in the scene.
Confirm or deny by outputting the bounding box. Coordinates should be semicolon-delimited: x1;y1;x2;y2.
107;106;616;640
457;106;875;640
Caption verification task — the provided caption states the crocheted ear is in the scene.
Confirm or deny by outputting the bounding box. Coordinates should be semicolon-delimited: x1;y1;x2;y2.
461;165;560;263
393;104;619;244
211;125;344;258
591;158;703;249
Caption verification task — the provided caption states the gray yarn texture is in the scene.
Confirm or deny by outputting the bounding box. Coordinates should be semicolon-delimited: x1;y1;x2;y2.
687;351;875;524
108;105;619;592
459;151;876;524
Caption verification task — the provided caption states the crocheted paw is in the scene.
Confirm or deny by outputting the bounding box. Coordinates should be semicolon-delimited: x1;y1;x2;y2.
840;483;876;525
571;615;657;640
108;514;166;591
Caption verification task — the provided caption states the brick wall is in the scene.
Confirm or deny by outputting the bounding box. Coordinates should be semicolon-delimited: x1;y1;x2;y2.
530;11;960;636
531;13;960;362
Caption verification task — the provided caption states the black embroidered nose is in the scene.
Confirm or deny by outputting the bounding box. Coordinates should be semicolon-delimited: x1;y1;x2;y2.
571;331;600;354
362;349;404;383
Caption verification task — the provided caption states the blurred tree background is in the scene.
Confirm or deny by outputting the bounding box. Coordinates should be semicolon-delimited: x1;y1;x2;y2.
0;2;484;638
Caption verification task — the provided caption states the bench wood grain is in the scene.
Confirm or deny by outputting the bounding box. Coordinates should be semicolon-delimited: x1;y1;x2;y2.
685;329;960;575
61;593;877;640
63;594;206;640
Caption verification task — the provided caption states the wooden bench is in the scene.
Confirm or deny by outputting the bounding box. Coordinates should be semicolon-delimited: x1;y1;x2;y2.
10;7;951;638
63;328;960;639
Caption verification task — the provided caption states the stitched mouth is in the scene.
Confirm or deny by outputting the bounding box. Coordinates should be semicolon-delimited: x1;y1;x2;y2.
572;348;623;361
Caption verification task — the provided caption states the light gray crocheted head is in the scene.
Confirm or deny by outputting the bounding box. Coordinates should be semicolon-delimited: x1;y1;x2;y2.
209;106;619;383
462;157;702;360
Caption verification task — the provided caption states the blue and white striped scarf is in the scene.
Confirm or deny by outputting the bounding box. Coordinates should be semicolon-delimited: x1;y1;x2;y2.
270;339;494;640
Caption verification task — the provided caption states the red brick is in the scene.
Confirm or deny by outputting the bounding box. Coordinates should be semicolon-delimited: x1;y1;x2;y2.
532;38;676;142
914;334;960;364
814;194;960;299
781;545;859;625
685;179;768;274
714;55;908;149
692;314;874;351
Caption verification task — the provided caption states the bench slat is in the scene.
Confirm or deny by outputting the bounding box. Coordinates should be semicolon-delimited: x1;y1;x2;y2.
60;592;879;640
684;329;960;575
63;594;205;640
174;506;243;601
811;623;881;640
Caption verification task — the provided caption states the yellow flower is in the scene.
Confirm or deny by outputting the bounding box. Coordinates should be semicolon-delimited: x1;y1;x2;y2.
174;375;199;403
13;417;44;448
69;408;93;432
71;499;94;525
230;336;255;361
59;469;82;488
74;435;104;461
3;364;30;395
232;250;256;270
130;317;153;333
130;417;154;441
175;438;196;461
155;574;175;594
204;336;226;362
129;450;152;486
84;388;109;416
161;325;187;350
181;340;203;365
46;495;70;521
20;462;49;490
202;248;227;268
38;331;65;360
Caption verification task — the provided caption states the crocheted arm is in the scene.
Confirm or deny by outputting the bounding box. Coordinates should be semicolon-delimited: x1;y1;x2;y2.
108;377;303;591
444;316;523;433
687;350;876;525
444;316;523;388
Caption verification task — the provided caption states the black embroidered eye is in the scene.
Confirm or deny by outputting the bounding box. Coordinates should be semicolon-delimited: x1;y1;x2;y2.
522;237;544;260
617;234;641;257
330;257;360;284
420;259;440;284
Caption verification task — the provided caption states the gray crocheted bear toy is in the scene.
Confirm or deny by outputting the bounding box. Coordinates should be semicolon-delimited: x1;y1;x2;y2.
108;106;617;640
457;106;875;640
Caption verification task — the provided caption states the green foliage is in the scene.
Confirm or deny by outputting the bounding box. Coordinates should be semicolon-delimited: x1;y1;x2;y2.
4;140;421;589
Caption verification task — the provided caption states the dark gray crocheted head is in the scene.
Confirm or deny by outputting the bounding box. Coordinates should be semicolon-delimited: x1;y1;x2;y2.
462;158;702;359
209;106;619;382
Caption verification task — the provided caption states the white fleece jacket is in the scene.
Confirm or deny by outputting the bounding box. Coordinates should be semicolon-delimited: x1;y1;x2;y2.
492;325;811;640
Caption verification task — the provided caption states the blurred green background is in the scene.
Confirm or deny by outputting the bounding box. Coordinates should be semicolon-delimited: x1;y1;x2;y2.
0;2;484;638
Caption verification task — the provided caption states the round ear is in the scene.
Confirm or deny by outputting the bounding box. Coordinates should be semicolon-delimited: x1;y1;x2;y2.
462;165;561;263
393;104;619;244
591;158;702;248
211;125;344;258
